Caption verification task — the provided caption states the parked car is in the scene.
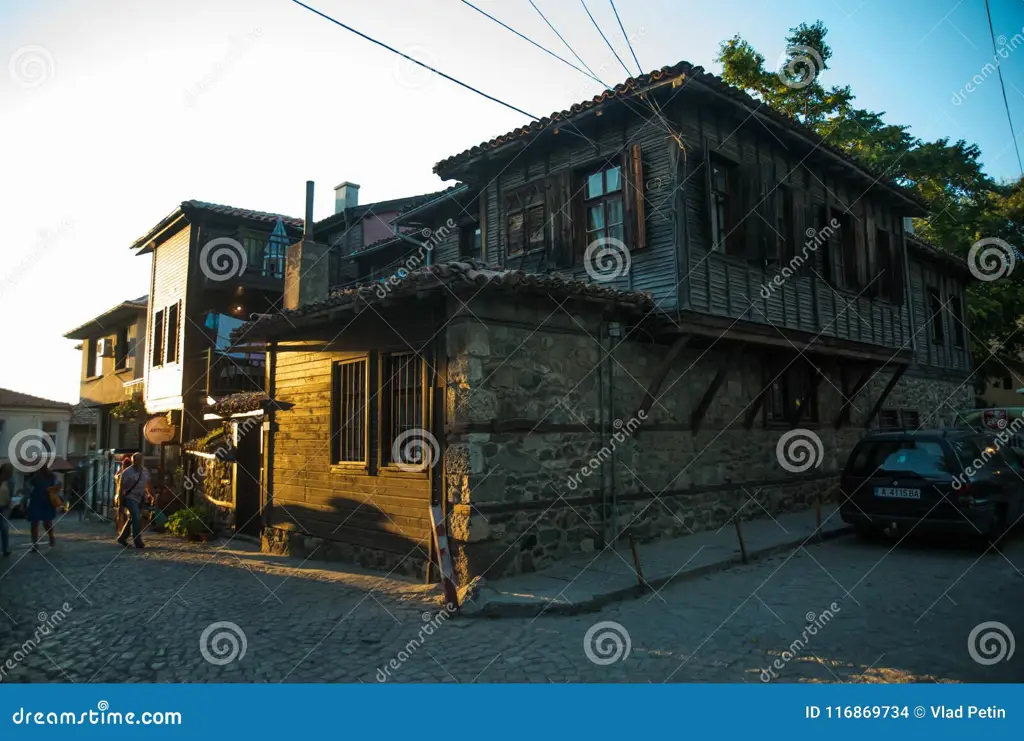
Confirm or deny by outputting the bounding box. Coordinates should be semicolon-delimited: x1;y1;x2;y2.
840;429;1024;545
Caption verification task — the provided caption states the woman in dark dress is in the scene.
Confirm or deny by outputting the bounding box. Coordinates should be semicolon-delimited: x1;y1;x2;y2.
27;464;60;552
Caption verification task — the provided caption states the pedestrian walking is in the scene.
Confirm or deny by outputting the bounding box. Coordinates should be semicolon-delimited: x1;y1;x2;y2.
0;462;14;557
115;453;154;549
27;464;61;552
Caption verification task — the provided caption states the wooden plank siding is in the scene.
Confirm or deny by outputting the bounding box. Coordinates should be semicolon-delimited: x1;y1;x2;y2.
267;309;440;557
144;225;191;413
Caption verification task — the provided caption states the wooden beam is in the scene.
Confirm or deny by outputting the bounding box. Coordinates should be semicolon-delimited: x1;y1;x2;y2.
691;345;742;434
635;335;690;429
834;365;876;429
743;384;772;430
863;364;908;430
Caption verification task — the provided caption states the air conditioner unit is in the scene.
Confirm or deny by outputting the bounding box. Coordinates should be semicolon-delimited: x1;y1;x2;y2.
97;338;115;357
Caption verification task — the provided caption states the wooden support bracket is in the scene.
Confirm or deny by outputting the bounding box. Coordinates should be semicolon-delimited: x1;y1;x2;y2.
834;365;876;429
635;334;690;432
691;344;742;434
864;364;908;430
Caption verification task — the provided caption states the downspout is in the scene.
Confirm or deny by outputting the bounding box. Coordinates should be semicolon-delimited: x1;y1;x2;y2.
598;321;607;547
607;320;621;544
263;339;277;537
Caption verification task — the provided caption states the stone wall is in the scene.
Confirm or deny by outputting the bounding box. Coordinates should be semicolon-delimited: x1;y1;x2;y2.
444;297;974;583
262;527;428;579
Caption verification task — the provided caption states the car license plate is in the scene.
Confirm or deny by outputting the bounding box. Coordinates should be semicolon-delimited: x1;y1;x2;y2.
874;486;921;500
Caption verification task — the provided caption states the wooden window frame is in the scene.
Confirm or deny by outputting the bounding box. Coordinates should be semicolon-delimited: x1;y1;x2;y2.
927;287;945;345
459;222;482;259
764;361;819;427
331;356;370;467
828;208;851;290
707;154;736;253
151;309;165;369
115;327;131;371
768;184;795;268
378;352;429;474
875;228;893;302
504;181;547;258
165;301;181;365
582;162;625;252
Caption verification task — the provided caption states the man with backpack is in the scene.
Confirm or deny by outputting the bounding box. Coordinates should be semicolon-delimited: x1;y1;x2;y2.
115;453;154;549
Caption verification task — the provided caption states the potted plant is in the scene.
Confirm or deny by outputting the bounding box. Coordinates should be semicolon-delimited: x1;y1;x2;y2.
165;505;214;542
110;393;145;421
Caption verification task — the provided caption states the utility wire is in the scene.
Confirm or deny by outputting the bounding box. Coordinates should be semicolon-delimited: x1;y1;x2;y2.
290;0;538;120
609;0;642;74
984;0;1024;177
580;0;633;78
459;1;601;84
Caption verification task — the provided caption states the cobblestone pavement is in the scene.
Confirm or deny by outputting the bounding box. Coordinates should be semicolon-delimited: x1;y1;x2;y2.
1;517;1021;683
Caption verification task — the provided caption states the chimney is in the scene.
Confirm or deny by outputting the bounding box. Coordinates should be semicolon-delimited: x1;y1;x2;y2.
284;181;329;311
334;181;360;214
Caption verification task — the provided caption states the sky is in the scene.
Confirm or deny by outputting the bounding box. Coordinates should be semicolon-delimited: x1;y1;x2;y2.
1;0;1022;403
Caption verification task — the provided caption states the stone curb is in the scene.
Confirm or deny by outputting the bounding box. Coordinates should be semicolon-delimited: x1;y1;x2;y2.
460;525;854;619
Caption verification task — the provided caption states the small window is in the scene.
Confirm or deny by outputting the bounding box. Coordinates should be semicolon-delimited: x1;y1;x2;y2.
151;310;165;368
382;353;427;469
928;289;945;344
765;363;818;425
875;230;892;301
901;409;920;428
165;302;180;364
708;158;732;253
94;338;106;377
950;294;965;347
584;164;624;252
115;327;131;370
41;421;59;453
878;409;900;429
86;338;98;378
332;358;368;464
459;223;482;259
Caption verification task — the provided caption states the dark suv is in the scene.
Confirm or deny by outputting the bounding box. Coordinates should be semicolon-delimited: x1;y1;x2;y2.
840;429;1024;544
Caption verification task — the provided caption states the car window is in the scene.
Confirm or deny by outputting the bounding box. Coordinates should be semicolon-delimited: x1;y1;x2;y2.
847;439;952;476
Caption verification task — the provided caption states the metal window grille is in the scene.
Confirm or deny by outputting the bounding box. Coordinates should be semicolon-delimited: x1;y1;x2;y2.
334;359;367;463
385;353;424;466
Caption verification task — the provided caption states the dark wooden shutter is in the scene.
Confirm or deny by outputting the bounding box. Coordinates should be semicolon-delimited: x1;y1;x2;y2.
758;162;776;265
892;229;906;305
725;165;750;257
819;203;836;287
789;188;806;264
622;144;646;251
547;170;573;269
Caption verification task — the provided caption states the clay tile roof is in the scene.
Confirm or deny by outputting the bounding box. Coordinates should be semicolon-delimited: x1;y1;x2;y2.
182;201;304;229
432;61;927;211
70;402;99;426
0;388;72;410
907;236;974;280
236;261;655;341
205;392;273;417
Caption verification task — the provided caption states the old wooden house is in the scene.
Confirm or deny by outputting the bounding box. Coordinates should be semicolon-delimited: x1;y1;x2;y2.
241;62;975;583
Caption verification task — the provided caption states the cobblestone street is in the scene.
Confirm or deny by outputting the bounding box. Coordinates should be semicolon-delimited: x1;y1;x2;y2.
1;517;1021;683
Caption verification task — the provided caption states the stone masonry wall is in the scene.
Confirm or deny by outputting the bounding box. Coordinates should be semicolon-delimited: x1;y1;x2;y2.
445;297;974;583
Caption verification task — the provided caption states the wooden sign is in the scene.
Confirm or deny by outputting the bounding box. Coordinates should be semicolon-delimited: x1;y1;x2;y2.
143;416;176;445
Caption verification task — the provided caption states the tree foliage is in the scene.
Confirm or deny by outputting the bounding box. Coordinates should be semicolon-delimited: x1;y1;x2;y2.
716;21;1023;387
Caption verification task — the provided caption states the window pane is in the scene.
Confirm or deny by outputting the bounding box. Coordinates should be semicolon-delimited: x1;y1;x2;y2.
712;164;728;193
606;198;624;226
527;204;545;246
608;224;624;243
507;211;524;254
588;205;605;231
586;172;604;199
605;166;622;193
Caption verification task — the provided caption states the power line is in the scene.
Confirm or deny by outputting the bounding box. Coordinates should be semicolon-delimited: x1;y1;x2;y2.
290;0;538;120
609;0;642;74
580;0;633;78
459;0;601;84
984;0;1024;177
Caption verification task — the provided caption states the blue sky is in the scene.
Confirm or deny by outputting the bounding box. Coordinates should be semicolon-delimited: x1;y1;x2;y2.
0;0;1022;402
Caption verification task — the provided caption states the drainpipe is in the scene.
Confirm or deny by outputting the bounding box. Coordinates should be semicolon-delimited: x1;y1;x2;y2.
263;339;277;536
598;322;607;547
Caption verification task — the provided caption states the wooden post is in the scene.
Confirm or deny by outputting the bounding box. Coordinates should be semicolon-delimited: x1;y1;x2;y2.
628;533;645;592
734;518;748;564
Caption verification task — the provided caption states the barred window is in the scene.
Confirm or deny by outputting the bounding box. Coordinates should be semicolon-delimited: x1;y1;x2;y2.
382;353;426;469
332;358;368;464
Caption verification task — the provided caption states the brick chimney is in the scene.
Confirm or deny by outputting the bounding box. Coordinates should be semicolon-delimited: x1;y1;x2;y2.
284;181;329;311
334;181;360;214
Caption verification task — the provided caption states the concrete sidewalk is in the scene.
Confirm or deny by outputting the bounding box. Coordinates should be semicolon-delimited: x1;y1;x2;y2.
460;505;851;617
